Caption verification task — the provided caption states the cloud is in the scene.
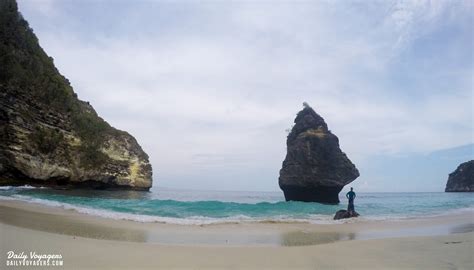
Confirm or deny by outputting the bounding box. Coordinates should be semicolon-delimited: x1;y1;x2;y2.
16;0;473;191
17;0;59;21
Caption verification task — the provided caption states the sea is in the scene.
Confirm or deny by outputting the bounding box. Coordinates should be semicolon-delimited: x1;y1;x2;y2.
0;186;473;225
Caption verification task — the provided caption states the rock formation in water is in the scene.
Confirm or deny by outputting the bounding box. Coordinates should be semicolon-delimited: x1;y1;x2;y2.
445;160;473;192
0;0;152;190
279;103;359;204
333;209;360;220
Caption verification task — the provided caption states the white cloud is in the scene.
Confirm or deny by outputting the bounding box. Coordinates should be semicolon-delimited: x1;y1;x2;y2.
18;0;58;17
16;0;473;190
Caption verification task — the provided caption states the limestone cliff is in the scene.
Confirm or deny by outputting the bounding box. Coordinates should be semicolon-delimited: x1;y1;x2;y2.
0;0;152;190
279;103;359;203
445;160;473;192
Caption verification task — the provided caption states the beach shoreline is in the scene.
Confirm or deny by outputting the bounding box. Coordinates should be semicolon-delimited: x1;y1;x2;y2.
1;199;473;269
0;199;473;246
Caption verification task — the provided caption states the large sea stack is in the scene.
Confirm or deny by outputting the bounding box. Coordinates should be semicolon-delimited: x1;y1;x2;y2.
279;103;359;204
0;0;152;190
445;160;473;192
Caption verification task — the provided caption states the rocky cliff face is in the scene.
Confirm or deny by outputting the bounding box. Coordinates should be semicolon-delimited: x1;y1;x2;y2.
279;104;359;204
445;160;473;192
0;0;152;190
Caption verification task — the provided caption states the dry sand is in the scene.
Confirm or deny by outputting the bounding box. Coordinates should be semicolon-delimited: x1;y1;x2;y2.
0;200;473;269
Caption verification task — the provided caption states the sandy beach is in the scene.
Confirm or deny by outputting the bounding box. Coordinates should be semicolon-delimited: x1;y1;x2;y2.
2;0;473;269
0;200;473;269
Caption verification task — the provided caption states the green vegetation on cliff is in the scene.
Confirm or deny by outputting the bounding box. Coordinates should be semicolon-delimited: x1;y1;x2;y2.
29;126;64;154
0;0;113;168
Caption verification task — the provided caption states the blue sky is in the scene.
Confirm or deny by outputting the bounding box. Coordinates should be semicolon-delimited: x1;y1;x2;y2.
17;0;473;192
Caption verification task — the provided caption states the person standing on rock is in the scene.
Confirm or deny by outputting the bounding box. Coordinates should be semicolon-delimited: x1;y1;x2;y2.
346;187;356;214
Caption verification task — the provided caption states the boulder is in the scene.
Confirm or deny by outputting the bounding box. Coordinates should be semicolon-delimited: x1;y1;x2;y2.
333;210;360;220
279;103;359;203
445;160;474;192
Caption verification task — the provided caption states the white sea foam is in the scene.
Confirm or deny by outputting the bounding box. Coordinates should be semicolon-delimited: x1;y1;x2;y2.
354;207;474;222
418;207;474;218
0;185;42;190
0;194;341;225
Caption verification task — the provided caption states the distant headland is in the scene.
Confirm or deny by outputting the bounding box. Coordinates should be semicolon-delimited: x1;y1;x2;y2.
445;160;474;192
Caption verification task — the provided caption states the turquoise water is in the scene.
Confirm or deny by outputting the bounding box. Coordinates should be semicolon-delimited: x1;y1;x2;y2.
0;186;472;224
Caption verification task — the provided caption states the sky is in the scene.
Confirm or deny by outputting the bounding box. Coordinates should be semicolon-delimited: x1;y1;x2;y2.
17;0;473;192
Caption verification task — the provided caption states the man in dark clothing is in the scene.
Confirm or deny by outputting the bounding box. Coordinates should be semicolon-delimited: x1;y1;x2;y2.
346;187;356;214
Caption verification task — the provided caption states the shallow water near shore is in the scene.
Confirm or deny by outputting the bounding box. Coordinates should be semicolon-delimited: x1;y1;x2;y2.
0;201;473;246
0;186;473;225
0;200;474;246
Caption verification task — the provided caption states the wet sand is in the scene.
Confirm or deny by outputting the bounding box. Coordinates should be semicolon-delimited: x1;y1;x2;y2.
0;199;473;269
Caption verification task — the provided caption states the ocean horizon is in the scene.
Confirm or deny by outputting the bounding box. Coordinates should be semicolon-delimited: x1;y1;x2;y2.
1;185;472;225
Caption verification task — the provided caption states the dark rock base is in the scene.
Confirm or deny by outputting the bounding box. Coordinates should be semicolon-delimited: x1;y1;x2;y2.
333;209;360;220
445;188;473;192
0;176;150;191
281;185;342;204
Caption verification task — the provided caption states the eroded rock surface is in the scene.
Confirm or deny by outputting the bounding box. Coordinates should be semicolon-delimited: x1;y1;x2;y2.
279;104;359;203
0;0;152;190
